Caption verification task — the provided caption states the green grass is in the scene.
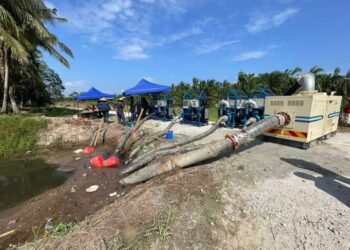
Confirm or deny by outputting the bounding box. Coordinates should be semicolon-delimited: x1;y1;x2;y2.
105;205;179;249
0;116;47;158
48;222;75;239
154;205;179;242
19;222;75;249
55;100;97;109
29;107;80;117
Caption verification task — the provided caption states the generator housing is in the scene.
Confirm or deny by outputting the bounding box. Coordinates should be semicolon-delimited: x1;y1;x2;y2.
263;73;342;149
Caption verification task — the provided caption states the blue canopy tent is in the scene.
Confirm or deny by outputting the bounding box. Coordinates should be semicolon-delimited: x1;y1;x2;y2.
123;78;171;96
75;87;116;101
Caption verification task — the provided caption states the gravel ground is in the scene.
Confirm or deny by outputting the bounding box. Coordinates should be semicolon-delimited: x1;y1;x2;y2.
219;133;350;249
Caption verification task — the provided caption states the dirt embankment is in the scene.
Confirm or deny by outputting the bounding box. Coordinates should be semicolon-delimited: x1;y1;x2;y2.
16;125;350;250
36;118;124;149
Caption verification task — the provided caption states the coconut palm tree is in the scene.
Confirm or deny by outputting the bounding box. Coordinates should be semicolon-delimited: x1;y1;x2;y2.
285;67;302;77
309;66;324;75
331;67;342;94
0;0;73;113
335;68;350;98
0;3;29;112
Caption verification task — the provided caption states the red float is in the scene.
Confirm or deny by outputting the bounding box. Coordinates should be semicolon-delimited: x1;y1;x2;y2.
83;146;95;155
103;156;121;168
90;155;104;168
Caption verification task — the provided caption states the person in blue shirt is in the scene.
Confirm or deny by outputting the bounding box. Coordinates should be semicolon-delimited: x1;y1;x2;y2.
97;97;110;123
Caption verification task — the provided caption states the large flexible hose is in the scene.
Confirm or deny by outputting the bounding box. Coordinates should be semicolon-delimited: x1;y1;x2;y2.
129;116;228;165
115;115;150;154
119;112;290;185
129;115;181;159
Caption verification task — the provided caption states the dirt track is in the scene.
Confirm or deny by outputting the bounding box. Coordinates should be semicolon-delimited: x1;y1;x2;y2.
11;119;348;250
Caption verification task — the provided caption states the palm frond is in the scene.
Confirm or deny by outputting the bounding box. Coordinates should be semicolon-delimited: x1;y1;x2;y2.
291;67;302;76
333;67;341;76
0;5;19;34
309;66;324;75
58;41;74;58
1;0;73;67
40;43;69;68
0;27;28;62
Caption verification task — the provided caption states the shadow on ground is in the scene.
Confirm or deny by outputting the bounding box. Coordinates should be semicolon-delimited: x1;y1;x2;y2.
281;158;350;207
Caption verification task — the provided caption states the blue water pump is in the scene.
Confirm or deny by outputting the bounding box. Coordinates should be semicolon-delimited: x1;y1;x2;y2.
217;89;248;128
151;92;174;120
217;88;275;128
248;87;275;121
181;90;209;126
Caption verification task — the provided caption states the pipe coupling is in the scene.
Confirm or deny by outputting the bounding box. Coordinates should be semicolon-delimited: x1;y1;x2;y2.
276;112;291;126
225;134;239;151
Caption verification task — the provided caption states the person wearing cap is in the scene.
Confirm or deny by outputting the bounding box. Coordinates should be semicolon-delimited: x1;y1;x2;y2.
97;97;110;123
114;96;126;125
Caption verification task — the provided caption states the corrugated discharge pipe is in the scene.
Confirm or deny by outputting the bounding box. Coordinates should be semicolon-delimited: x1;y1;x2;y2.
119;112;290;185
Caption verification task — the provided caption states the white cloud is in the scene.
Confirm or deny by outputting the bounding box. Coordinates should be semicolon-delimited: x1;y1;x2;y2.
117;44;149;60
167;18;213;44
64;80;85;87
65;0;134;34
169;27;202;42
142;76;155;82
196;39;240;55
45;0;55;9
141;0;187;13
233;50;268;61
245;8;299;33
64;80;90;95
57;0;196;60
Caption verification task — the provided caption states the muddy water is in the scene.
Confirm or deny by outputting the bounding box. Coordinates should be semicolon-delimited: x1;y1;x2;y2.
0;158;71;212
0;149;133;249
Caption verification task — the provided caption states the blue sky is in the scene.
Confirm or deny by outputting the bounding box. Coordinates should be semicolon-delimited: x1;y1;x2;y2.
44;0;350;95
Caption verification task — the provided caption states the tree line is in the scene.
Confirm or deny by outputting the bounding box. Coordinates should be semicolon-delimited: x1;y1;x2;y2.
1;1;349;113
0;0;72;113
171;67;350;107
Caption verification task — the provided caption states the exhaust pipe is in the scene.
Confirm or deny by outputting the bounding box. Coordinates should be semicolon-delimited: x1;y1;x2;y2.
299;73;316;92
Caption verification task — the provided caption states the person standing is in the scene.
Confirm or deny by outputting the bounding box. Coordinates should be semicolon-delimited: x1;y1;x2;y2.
115;97;126;125
97;97;110;123
140;97;149;118
129;96;136;122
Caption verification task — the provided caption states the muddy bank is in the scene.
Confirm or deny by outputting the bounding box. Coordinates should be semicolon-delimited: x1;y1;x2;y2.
36;117;125;149
0;146;133;249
